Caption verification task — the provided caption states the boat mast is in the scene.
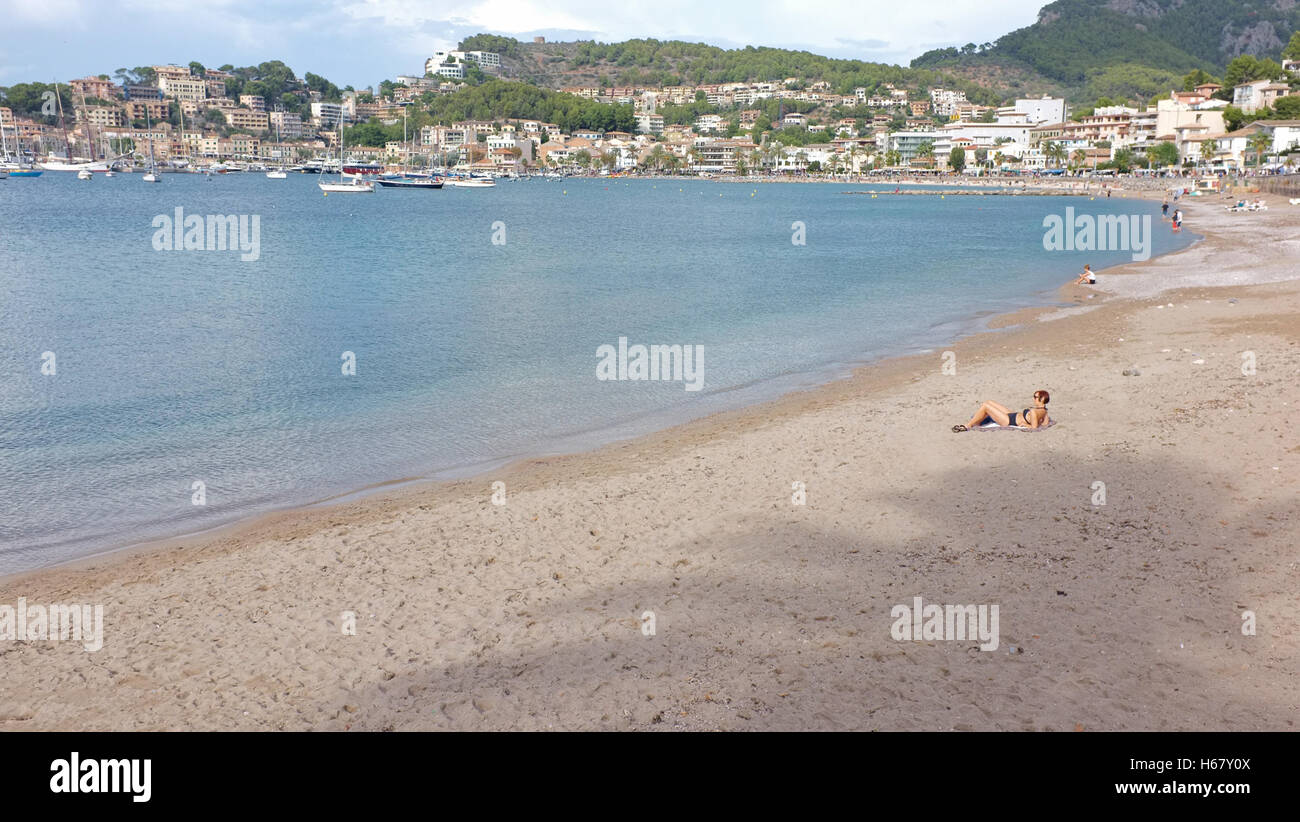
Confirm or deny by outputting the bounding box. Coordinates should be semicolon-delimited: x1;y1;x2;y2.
55;80;73;161
78;85;98;161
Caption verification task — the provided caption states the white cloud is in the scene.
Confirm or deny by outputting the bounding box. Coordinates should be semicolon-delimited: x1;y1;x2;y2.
0;0;1051;86
332;0;1046;59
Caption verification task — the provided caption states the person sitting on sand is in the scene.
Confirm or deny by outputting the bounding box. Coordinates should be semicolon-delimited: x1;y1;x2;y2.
1073;264;1096;285
952;390;1050;432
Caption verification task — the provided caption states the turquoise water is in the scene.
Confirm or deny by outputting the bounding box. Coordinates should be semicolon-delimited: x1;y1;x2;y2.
0;174;1194;573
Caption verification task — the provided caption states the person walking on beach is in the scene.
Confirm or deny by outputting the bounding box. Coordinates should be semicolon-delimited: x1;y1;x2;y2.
1161;200;1169;218
952;390;1051;432
1172;208;1183;230
1073;264;1096;285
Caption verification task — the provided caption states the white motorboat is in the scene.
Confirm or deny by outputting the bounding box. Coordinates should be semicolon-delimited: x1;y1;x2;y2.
77;169;93;180
319;179;374;193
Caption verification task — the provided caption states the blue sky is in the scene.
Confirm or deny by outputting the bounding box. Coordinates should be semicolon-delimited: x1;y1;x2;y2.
0;0;1049;88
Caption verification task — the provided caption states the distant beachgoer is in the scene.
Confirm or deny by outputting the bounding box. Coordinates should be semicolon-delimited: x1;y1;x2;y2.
952;390;1051;432
1161;200;1169;217
1173;209;1183;228
1106;189;1111;198
1073;264;1097;285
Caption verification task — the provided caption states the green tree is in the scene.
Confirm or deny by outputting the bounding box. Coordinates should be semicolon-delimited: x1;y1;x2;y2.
1148;141;1180;168
189;61;205;76
1284;31;1300;61
1247;131;1272;167
1223;105;1249;132
1181;68;1217;92
948;146;965;172
1044;140;1066;168
1271;96;1300;119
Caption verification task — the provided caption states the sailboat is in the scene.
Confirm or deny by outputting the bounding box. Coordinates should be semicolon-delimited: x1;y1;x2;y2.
39;81;109;172
376;103;441;189
0;117;41;176
141;107;160;183
319;111;373;194
266;115;287;179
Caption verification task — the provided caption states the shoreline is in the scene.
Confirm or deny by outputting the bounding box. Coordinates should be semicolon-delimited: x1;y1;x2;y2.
3;186;1189;582
3;184;1296;731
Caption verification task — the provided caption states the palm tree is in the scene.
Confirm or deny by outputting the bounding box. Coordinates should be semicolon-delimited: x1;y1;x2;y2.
1247;131;1272;168
648;143;666;172
1070;148;1086;170
1045;140;1066;169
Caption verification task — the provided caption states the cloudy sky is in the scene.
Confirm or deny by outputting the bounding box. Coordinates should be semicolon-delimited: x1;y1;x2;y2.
1;0;1049;88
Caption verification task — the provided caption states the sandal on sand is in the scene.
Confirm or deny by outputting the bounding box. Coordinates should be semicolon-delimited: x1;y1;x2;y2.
952;424;968;433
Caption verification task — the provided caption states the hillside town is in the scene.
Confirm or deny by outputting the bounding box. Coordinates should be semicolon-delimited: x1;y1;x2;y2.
2;46;1299;177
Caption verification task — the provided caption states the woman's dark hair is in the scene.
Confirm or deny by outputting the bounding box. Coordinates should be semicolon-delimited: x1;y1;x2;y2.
1034;390;1050;404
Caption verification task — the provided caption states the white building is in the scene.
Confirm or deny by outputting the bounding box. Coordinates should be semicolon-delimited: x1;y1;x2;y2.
1013;96;1067;125
430;62;465;80
929;88;968;117
1232;78;1291;114
425;51;500;76
311;101;344;128
694;114;724;133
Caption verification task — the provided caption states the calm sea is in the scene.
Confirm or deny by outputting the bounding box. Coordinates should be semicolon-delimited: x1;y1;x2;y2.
0;173;1194;573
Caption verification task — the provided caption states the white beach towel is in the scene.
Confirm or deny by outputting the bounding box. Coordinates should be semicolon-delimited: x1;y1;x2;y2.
976;419;1057;432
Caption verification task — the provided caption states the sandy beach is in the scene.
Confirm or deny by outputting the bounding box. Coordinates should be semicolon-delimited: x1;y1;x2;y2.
2;186;1296;731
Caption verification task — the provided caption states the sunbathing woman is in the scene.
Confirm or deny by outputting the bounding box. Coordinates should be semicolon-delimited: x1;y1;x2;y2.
952;390;1050;432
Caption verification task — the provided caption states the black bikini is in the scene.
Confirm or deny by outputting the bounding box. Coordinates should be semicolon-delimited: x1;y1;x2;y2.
1008;408;1040;427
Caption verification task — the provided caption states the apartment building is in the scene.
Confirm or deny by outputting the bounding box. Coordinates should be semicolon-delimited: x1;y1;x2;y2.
1232;79;1291;114
691;138;757;173
311;101;344;127
123;99;170;122
929;88;968;117
269;110;303;139
76;106;125;128
204;69;235;97
1154;98;1225;140
123;83;163;101
239;95;266;112
1013;96;1067;125
158;74;207;102
634;113;664;135
430;62;465;80
69;76;119;100
226;108;269;131
887;130;942;161
695;114;725;133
